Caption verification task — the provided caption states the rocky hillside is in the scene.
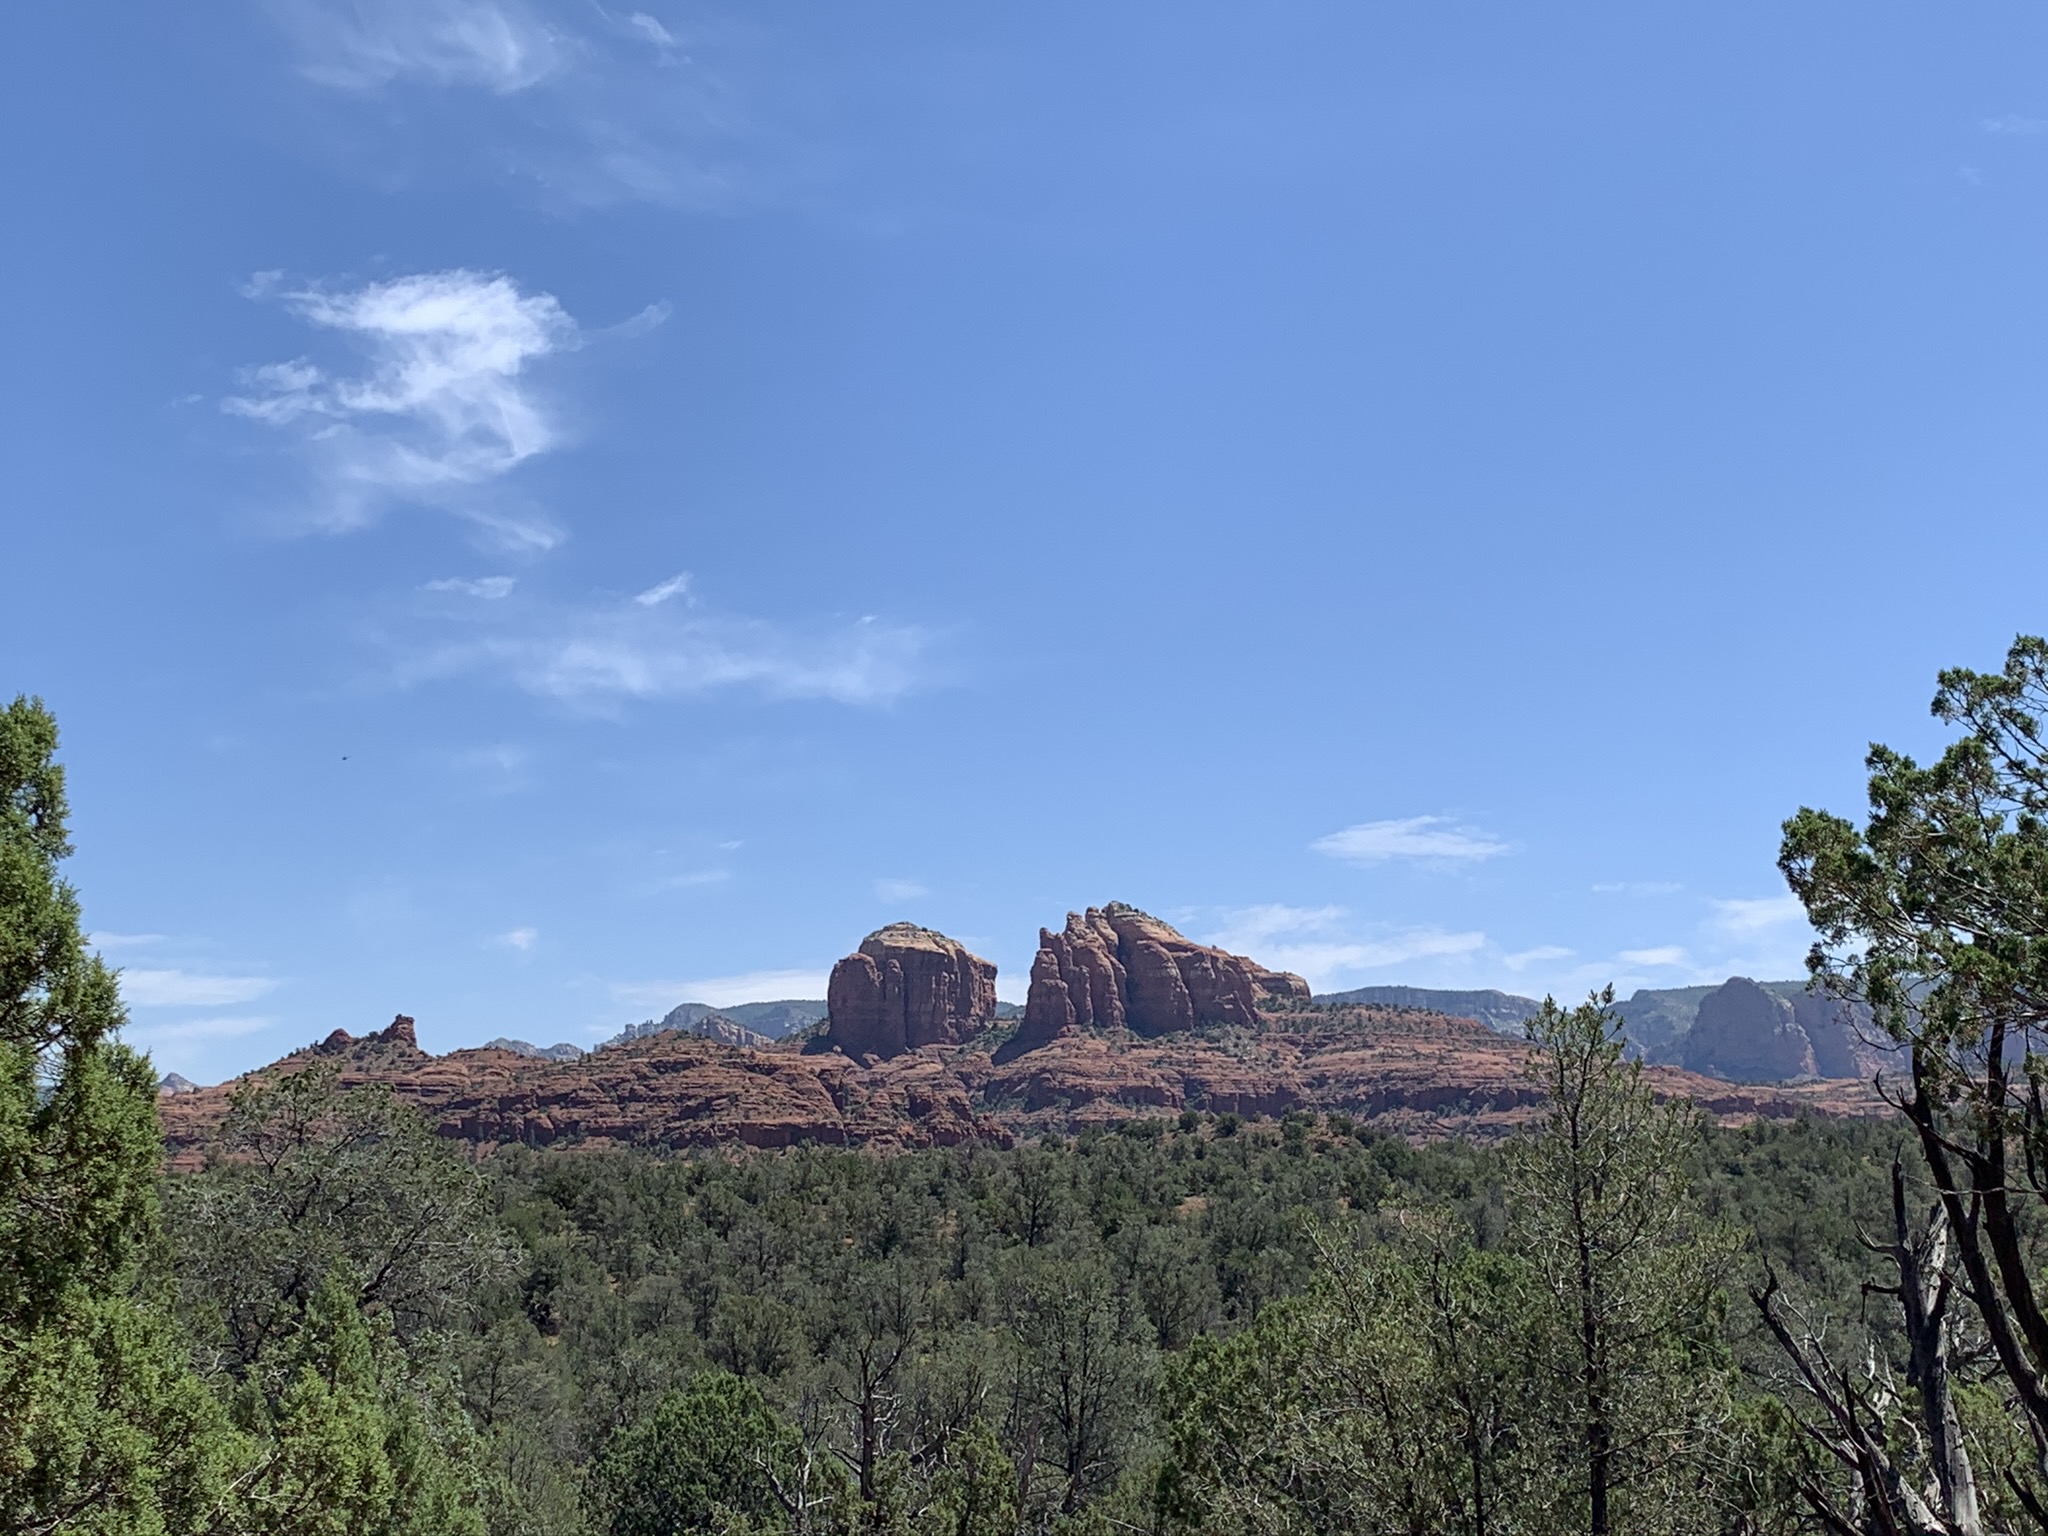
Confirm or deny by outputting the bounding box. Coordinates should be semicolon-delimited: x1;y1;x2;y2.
609;999;825;1047
1316;977;1902;1086
1313;986;1545;1034
157;915;1888;1162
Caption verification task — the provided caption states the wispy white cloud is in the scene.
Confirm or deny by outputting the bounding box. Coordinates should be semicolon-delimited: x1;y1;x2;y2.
492;926;539;951
874;878;927;903
90;932;168;951
1591;880;1682;896
1502;945;1574;971
1200;903;1347;950
634;572;692;607
1984;114;2048;136
610;968;829;1012
121;969;277;1007
226;269;577;545
651;870;730;891
1313;816;1509;865
398;593;928;708
268;0;765;211
1617;946;1690;968
126;1014;279;1046
627;12;676;54
1200;904;1486;991
1707;894;1806;935
275;0;565;93
426;575;517;599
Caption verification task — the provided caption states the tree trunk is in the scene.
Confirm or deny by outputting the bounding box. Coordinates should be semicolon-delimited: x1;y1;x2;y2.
1888;1158;1982;1536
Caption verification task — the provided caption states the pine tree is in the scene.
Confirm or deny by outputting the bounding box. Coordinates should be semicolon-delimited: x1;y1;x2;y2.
1508;993;1735;1535
0;695;243;1534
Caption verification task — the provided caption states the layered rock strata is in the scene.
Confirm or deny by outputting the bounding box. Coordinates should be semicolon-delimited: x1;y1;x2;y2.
1010;903;1310;1057
156;1002;1888;1169
826;923;998;1059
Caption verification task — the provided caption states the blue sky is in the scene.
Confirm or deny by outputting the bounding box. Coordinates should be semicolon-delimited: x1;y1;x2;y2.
6;3;2047;1081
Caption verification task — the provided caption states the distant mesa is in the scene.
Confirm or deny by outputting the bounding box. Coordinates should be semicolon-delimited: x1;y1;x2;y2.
1006;903;1311;1061
484;1038;586;1062
1677;976;1897;1083
605;999;825;1051
1311;978;1900;1085
825;923;997;1059
1314;985;1544;1035
685;1013;776;1050
154;976;1893;1164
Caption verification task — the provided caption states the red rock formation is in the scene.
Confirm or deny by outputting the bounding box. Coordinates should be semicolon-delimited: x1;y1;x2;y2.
826;924;998;1060
1011;903;1310;1055
315;1013;422;1056
158;1025;1008;1167
156;998;1890;1169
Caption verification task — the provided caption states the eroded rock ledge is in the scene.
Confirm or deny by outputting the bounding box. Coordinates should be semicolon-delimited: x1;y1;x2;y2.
1008;903;1310;1059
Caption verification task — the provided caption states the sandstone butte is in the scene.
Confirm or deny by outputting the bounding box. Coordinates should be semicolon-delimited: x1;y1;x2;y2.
824;923;998;1059
156;913;1892;1166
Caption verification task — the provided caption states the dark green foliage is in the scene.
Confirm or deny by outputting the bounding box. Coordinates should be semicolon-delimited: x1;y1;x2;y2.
1156;998;1741;1536
0;697;243;1533
166;1062;515;1368
163;1066;510;1535
227;1271;485;1536
1776;632;2048;1529
11;687;1979;1536
1509;995;1738;1533
585;1370;833;1535
443;1115;1505;1535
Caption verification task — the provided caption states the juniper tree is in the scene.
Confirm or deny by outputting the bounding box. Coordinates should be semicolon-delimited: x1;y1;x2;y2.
0;695;242;1533
1780;632;2048;1527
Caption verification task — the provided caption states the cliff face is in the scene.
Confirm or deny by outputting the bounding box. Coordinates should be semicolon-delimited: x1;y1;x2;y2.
825;924;998;1059
1675;978;1904;1084
155;930;1900;1165
1790;991;1899;1080
1680;979;1817;1081
1011;904;1310;1057
156;999;1887;1168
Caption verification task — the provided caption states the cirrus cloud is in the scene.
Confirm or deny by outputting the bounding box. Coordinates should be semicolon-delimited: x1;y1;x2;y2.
225;269;581;546
1199;904;1487;991
1707;894;1806;935
396;587;928;708
275;0;565;93
1312;816;1509;865
120;969;277;1007
609;968;830;1013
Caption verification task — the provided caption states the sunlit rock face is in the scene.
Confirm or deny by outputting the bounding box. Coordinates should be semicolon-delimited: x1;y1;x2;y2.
825;924;998;1060
1009;903;1311;1059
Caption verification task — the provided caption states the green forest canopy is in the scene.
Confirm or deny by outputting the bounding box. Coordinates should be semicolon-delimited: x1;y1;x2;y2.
13;639;2048;1533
